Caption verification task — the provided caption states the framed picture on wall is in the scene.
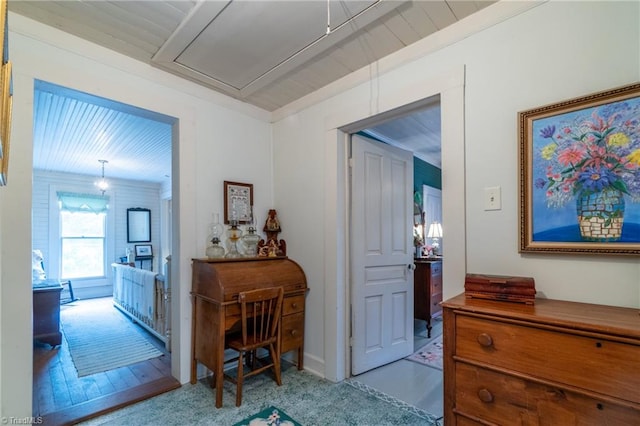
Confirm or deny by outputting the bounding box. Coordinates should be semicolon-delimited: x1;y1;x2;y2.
135;244;153;258
518;82;640;255
127;208;151;243
224;181;253;224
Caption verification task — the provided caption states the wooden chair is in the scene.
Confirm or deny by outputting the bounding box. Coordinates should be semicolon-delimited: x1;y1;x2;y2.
223;286;284;407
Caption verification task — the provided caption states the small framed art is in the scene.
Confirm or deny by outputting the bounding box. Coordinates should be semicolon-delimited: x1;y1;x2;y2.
224;181;253;224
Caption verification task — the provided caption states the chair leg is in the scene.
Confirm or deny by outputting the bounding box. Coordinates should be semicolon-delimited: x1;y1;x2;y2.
269;343;282;386
236;351;244;407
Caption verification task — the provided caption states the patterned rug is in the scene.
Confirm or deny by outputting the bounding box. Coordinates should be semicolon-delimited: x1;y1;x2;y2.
79;363;439;425
232;406;301;426
405;335;443;370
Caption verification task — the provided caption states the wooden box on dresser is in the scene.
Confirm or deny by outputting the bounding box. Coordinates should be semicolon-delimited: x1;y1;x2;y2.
414;259;442;338
442;293;640;425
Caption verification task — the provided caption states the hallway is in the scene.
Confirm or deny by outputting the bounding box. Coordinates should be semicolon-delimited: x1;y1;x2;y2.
352;317;444;420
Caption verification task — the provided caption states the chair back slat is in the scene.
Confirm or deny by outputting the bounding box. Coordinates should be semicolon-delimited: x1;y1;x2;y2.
238;286;283;346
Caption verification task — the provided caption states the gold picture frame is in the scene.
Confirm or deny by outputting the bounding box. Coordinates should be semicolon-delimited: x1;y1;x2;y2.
223;181;253;224
0;60;12;186
0;0;9;186
519;82;640;256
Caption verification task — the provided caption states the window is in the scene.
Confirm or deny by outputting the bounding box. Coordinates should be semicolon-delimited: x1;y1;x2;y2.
57;192;109;279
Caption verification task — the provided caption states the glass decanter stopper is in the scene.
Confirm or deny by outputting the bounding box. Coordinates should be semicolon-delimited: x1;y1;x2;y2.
206;213;225;258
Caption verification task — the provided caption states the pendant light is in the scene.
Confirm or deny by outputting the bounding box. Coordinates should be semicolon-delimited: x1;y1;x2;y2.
95;159;109;195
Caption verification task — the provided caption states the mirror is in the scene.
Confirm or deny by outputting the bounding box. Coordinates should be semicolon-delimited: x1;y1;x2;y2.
127;208;151;243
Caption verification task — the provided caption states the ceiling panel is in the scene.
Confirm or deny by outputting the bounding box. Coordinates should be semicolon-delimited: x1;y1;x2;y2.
11;0;497;180
33;82;173;185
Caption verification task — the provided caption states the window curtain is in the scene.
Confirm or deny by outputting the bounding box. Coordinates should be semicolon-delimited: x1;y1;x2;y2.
56;191;110;213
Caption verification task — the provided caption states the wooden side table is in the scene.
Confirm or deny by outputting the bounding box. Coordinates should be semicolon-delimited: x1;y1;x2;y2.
33;282;63;346
413;259;442;337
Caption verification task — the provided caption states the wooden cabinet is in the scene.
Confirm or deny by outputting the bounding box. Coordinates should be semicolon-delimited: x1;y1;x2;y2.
442;294;640;425
414;259;442;337
190;257;307;408
33;283;63;346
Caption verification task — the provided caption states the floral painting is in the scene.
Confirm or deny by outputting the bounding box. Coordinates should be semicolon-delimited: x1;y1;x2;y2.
519;83;640;255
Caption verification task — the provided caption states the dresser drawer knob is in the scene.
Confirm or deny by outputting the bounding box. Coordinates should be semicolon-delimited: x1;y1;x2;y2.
291;303;298;309
290;330;298;336
477;388;494;403
477;333;493;347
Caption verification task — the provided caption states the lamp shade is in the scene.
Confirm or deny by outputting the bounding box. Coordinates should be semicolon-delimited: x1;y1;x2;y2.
427;222;443;239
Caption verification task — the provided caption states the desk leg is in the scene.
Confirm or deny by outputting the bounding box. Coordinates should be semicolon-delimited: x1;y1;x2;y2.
215;365;224;408
190;302;198;384
297;347;304;370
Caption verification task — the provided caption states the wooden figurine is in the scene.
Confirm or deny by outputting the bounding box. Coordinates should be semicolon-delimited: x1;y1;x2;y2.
258;209;286;256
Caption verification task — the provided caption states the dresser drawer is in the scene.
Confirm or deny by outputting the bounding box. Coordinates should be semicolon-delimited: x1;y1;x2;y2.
430;293;442;316
281;312;304;353
455;362;640;425
283;295;305;315
430;261;442;275
456;315;640;404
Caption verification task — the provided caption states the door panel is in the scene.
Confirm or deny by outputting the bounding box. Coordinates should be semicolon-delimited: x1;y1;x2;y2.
351;134;413;375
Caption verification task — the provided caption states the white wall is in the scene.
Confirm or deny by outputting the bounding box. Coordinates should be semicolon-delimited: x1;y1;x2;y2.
33;170;164;297
1;13;273;418
273;0;640;381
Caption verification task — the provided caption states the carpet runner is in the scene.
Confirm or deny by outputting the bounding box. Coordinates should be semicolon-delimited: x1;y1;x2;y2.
61;298;163;377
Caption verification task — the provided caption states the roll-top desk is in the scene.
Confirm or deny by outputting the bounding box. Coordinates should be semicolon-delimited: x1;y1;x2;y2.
442;294;640;425
190;257;307;408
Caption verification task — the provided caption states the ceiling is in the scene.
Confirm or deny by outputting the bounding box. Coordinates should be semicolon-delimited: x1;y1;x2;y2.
13;1;495;182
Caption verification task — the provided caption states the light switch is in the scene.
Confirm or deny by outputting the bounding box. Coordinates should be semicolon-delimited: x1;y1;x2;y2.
484;186;501;211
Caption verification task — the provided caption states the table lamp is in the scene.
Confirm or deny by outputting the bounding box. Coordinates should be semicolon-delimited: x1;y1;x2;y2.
427;222;443;256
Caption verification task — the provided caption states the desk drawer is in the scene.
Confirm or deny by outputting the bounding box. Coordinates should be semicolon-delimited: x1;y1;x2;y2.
283;295;305;315
281;312;304;353
456;315;640;403
455;362;640;425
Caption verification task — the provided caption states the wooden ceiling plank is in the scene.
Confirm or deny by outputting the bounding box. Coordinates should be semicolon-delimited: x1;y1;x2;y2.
446;1;481;21
397;2;439;38
12;1;162;59
379;9;422;47
418;0;458;30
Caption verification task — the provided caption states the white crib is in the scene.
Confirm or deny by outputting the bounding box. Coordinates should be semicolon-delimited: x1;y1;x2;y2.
111;262;171;350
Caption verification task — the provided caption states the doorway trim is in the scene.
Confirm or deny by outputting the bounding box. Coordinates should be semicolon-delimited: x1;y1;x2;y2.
322;65;467;382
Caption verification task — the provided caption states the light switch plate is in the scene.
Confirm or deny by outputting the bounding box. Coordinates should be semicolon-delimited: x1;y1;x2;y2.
484;186;501;211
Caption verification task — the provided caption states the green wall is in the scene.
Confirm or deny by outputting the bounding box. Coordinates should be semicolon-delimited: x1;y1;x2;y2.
414;156;441;191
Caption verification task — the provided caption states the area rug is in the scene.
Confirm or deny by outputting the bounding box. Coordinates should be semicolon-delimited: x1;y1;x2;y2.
406;335;443;370
61;298;163;377
79;363;440;425
232;406;301;426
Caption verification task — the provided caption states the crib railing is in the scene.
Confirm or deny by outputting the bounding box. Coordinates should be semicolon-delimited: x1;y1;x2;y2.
112;262;171;351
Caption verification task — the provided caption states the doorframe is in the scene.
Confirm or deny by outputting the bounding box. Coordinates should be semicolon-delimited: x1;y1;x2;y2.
322;66;467;382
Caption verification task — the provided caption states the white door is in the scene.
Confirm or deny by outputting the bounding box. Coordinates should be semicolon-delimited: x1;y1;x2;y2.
350;134;414;375
423;185;443;253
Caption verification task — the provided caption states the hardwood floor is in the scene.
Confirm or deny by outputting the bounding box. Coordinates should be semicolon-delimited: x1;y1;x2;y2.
33;299;180;425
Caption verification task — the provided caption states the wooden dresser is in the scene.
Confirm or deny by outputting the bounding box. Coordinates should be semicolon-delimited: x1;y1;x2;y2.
414;259;442;337
32;282;63;346
442;293;640;425
190;257;307;407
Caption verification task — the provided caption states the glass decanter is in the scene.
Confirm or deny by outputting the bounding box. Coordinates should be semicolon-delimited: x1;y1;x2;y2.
205;213;225;258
